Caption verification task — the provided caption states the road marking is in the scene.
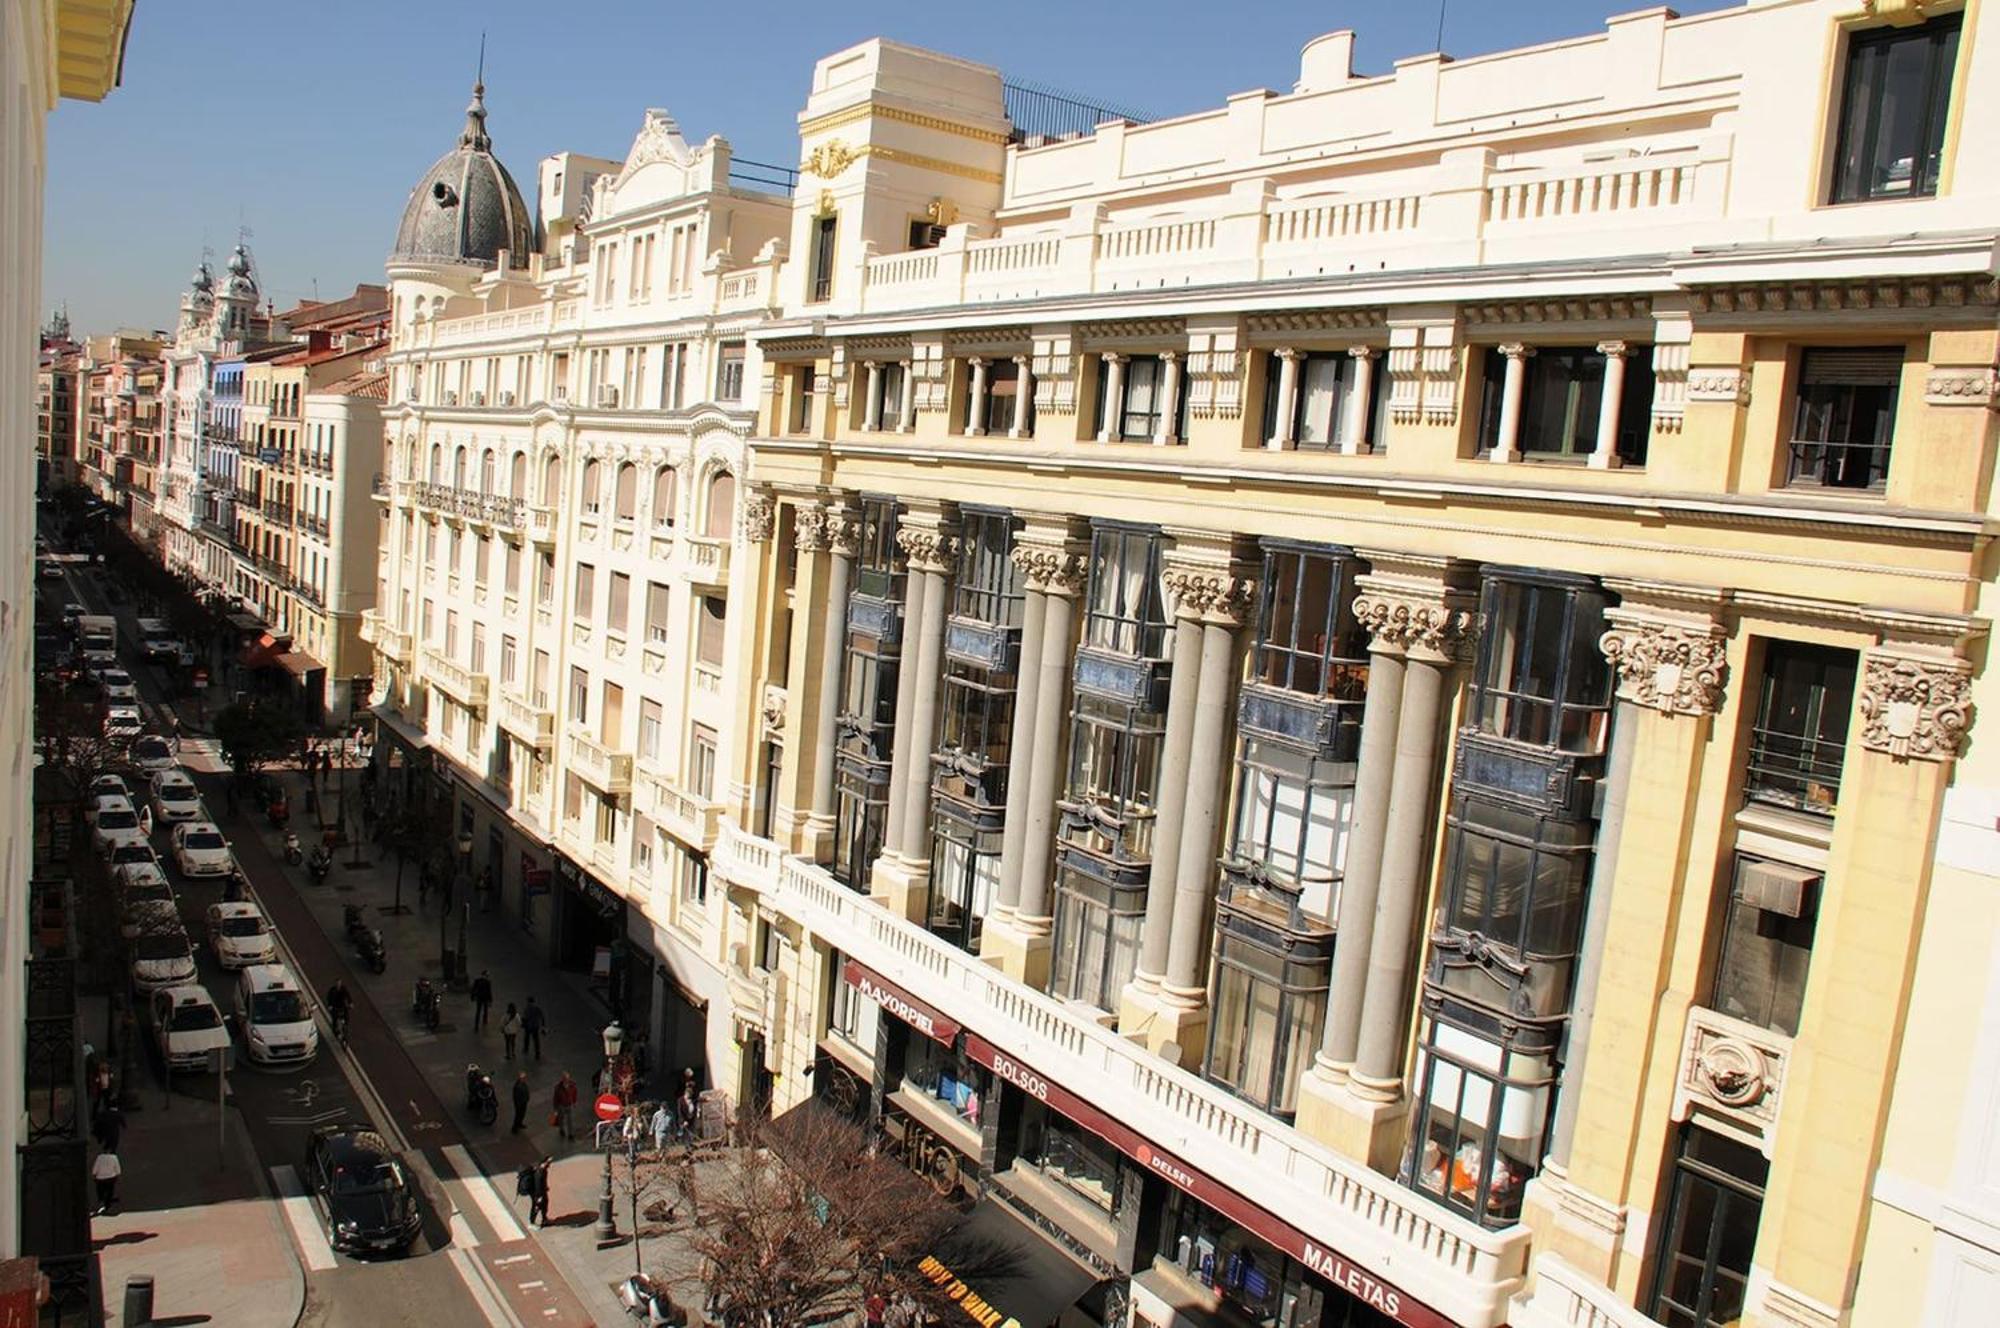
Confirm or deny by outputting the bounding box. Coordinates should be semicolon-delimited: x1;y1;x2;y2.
518;1280;544;1290
441;1144;527;1242
269;1164;338;1272
450;1211;480;1250
447;1246;521;1328
493;1253;531;1267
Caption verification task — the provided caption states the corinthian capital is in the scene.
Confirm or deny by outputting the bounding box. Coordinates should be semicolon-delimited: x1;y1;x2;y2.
1599;608;1728;717
1859;647;1973;762
1162;560;1257;627
1009;541;1088;597
1352;570;1476;662
894;522;960;576
823;504;862;558
737;489;776;544
793;504;828;553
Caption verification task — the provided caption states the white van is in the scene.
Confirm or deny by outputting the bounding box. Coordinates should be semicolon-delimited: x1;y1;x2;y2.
136;618;180;663
234;964;319;1067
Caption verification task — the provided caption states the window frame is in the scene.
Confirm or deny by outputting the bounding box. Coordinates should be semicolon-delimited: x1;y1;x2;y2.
1082;523;1169;660
1470;571;1614;755
1743;639;1856;816
1645;1127;1769;1328
1784;346;1904;491
1828;12;1961;205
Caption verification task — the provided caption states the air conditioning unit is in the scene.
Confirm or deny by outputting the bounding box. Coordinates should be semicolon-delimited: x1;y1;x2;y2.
498;390;517;407
469;390;487;406
1736;859;1819;918
596;385;620;409
442;390;459;406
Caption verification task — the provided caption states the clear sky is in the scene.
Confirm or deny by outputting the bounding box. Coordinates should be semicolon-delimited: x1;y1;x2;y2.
43;0;1736;335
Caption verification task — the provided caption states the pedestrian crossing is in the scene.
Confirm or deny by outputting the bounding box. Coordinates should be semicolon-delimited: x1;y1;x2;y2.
268;1164;338;1272
440;1144;527;1242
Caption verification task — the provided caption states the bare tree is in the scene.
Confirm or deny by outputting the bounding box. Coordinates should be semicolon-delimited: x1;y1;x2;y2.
34;673;120;803
666;1108;1016;1327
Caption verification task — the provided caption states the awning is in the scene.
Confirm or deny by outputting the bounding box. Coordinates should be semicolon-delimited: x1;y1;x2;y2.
276;649;325;678
920;1199;1102;1328
239;632;285;668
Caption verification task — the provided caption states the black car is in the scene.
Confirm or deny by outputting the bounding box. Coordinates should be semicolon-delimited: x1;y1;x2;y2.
304;1127;422;1255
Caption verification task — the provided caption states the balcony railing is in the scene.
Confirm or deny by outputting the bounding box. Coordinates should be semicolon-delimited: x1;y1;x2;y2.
682;535;729;584
497;690;555;749
650;772;720;852
568;729;633;795
412;481;526;532
420;646;489;709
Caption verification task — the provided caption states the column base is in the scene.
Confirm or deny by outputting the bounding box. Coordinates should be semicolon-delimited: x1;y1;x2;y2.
869;854;930;924
1520;1169;1630;1289
797;814;835;866
1292;1075;1407;1173
979;911;1053;991
1116;981;1208;1067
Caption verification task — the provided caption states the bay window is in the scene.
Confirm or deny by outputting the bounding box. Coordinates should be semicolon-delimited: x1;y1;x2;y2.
1082;524;1169;659
1472;572;1613;754
834;634;898;894
1431;794;1594;1020
1404;1010;1555;1227
928;812;1001;955
1204;926;1329;1119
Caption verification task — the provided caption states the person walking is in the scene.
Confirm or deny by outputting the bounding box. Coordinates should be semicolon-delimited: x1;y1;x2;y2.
470;971;494;1029
500;1003;521;1060
651;1100;671;1154
521;997;546;1060
551;1071;578;1142
511;1072;531;1134
92;1101;124;1154
91;1148;121;1216
528;1158;551;1227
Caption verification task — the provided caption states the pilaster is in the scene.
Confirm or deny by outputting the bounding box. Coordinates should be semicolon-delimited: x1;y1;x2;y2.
776;499;831;852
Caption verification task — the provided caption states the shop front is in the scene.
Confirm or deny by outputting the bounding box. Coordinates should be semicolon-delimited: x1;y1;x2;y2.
549;851;631;1016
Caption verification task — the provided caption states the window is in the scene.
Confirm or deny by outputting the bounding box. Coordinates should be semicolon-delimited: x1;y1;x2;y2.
1083;525;1169;659
1204;926;1328;1119
696;596;726;667
601;681;624;746
1744;641;1856;814
474;535;490;590
1830;13;1960;204
789;366;816;434
1646;1129;1767;1328
973;359;1028;436
504;542;521;597
639;698;663;762
614;463;637;520
1094;354;1185;442
580;459;602;514
646;581;671;645
573;563;595;619
595;790;618;843
1259;349;1383;451
691;725;717;800
632;816;655;877
810;213;837;303
716;343;745;402
421;597;436;643
952;510;1024;627
532;649;550;707
500;634;518;686
1476;345;1657;464
704;471;736;539
829;960;879;1051
535;552;554;607
568;666;589;725
1786;347;1903;490
469;623;486;672
903;1037;982;1125
683;853;710;906
854;496;904;600
607;572;630;634
1017;1099;1120;1215
1404;1014;1553;1228
1062;692;1166;864
1709;854;1820;1037
928;817;1001;954
1229;739;1347;919
651;466;676;528
1472;574;1613;754
876;363;906;431
835;634;899;894
756;917;782;973
1159;1190;1321;1328
1252;545;1365;701
907;219;946;250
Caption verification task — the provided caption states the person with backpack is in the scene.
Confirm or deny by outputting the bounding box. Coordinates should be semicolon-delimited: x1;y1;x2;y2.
521;997;546;1060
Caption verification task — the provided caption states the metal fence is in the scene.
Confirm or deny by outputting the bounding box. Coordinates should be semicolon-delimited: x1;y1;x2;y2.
1004;78;1157;145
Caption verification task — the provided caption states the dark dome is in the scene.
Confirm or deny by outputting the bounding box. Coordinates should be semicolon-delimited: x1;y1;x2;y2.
392;83;536;269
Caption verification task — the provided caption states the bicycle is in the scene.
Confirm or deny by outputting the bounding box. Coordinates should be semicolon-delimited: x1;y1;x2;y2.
328;1004;350;1048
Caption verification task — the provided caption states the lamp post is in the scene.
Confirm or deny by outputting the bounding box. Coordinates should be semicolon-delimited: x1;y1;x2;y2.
595;1020;624;1244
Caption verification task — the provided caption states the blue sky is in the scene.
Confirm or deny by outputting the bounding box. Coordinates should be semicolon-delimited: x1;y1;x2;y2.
43;0;1735;334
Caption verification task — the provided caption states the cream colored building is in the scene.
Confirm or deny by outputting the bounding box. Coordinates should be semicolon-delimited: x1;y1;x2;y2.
372;5;2000;1327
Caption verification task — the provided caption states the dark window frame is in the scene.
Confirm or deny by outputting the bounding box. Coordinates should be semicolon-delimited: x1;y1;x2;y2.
1082;523;1169;660
1470;572;1614;755
1475;345;1658;465
1829;13;1961;205
1645;1128;1768;1328
1785;346;1904;491
1743;639;1856;816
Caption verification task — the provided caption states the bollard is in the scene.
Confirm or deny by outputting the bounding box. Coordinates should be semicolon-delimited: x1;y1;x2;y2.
122;1273;155;1326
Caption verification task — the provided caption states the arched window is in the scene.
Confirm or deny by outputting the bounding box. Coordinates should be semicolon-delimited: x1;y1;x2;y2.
614;462;638;521
402;441;418;480
453;445;468;488
510;451;528;499
651;466;677;529
480;448;496;493
704;469;736;538
581;459;604;514
428;443;442;483
540;452;562;507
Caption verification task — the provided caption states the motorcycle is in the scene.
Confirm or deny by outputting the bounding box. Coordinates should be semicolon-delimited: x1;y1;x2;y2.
354;926;387;975
411;977;441;1032
307;845;333;884
282;830;302;866
464;1063;497;1125
267;794;289;829
343;902;368;941
616;1274;685;1326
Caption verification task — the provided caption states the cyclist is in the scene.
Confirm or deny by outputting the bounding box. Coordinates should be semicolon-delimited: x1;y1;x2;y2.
325;979;352;1043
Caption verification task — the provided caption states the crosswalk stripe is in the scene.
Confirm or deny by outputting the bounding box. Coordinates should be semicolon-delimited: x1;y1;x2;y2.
450;1211;480;1250
269;1164;338;1272
441;1144;526;1242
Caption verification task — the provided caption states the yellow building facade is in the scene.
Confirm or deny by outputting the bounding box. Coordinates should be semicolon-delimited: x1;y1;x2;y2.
373;4;2000;1325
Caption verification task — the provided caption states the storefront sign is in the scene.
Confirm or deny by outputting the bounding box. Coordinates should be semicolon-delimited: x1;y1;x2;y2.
962;1033;1450;1328
842;961;960;1046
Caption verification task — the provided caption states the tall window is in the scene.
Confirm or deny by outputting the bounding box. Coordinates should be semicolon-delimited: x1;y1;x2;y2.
928;816;1001;954
601;681;624;745
810;214;838;303
499;634;517;686
645;581;671;645
1205;937;1327;1120
952;510;1024;629
875;362;907;431
1709;853;1820;1037
1404;1013;1553;1227
573;563;595;619
1472;574;1613;754
834;634;898;894
1743;641;1856;815
1830;13;1960;204
651;465;677;528
568;666;589;725
716;343;745;403
705;471;736;539
974;359;1027;436
580;459;603;514
1433;795;1596;1020
1476;345;1656;464
1786;347;1902;490
1052;693;1165;1009
691;726;718;800
853;497;903;601
696;596;726;668
1259;350;1384;451
1083;524;1169;659
607;571;631;635
639;698;663;763
1646;1129;1767;1328
1094;354;1185;442
614;463;638;520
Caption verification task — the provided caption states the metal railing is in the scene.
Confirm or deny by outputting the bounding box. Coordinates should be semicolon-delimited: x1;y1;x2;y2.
729;157;799;196
1003;77;1156;144
1743;723;1846;814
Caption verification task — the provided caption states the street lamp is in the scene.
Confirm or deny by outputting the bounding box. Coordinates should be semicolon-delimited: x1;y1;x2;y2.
595;1021;625;1244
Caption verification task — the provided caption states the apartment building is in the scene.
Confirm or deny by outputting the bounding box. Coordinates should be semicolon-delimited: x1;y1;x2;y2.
372;5;2000;1327
35;317;80;488
75;331;165;537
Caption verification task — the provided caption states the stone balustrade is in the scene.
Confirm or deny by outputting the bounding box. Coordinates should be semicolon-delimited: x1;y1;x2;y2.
419;646;489;709
568;729;634;795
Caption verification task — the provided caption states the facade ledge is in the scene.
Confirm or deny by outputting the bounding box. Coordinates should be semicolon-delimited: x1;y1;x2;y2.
568;729;634;795
420;647;489;709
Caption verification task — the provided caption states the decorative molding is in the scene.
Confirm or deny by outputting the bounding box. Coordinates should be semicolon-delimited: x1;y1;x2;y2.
1651;341;1691;432
1009;541;1089;597
1925;366;1999;409
1686;275;2000;316
1464;295;1652;325
613;109;691;187
1420;344;1459;425
1859;648;1973;762
762;685;788;738
1671;1006;1789;1159
824;506;862;559
797;100;1011;146
793;504;828;554
738;491;776;544
1685;367;1750;405
1244;310;1386;335
1599;610;1728;717
801;139;859;180
1756;1279;1843;1328
1162;559;1257;627
895;523;961;576
1352;575;1476;661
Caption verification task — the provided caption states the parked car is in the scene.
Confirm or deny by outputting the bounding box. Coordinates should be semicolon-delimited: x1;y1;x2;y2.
117;867;176;938
235;964;319;1067
128;911;197;992
170;822;232;877
150;770;203;824
90;799;148;858
88;773;132;806
206;901;276;969
151;985;230;1073
130;734;176;774
98;667;138;705
304;1127;421;1254
103;706;142;744
107;842;159;874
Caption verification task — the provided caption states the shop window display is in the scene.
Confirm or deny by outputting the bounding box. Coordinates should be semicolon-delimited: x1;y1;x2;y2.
904;1037;982;1126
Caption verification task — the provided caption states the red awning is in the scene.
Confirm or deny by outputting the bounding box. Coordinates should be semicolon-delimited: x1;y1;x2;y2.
238;632;285;669
276;650;325;678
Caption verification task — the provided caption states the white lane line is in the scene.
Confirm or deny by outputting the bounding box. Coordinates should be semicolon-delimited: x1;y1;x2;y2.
441;1144;526;1243
450;1211;481;1250
447;1246;521;1328
493;1254;532;1267
269;1164;338;1272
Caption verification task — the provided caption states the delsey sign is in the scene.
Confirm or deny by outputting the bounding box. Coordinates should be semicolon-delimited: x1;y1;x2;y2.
841;960;960;1046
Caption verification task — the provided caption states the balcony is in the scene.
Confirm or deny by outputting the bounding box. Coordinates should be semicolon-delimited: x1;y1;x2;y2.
497;690;555;749
421;647;489;710
568;729;633;795
1670;1006;1790;1156
682;535;729;585
412;481;526;532
716;825;1531;1328
526;504;556;544
652;772;721;852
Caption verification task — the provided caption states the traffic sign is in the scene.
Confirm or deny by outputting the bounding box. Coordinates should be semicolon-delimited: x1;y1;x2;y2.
594;1092;623;1122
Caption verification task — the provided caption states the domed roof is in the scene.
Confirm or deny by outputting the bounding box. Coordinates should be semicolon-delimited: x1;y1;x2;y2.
392;82;535;269
226;244;251;277
191;261;213;292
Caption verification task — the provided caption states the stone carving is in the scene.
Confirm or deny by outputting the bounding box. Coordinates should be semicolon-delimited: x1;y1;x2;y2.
793;505;828;553
894;524;960;576
762;685;788;737
802;139;858;181
1009;543;1088;597
1163;564;1257;625
1686;367;1750;405
1924;367;1998;408
619;109;690;179
824;508;862;559
1353;588;1474;659
1599;617;1728;716
737;491;776;544
1858;650;1973;762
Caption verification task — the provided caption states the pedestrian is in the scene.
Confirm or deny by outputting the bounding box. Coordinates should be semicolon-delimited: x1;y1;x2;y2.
500;1003;521;1060
865;1290;888;1328
90;1148;121;1216
92;1101;124;1154
521;997;545;1060
552;1071;578;1142
651;1100;670;1154
676;1078;698;1145
470;970;493;1029
529;1158;551;1226
511;1072;531;1134
418;861;433;909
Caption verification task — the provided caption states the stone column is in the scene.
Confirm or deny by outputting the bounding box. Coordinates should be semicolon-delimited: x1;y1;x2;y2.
1342;346;1377;455
1269;348;1301;450
1134;613;1203;991
897;359;916;433
862;362;883;432
1153;351;1183;446
1490;342;1535;464
1589;341;1629;470
993;585;1048;920
1097;353;1127;442
804;503;858;862
965;357;990;437
1009;355;1034;439
880;555;924;863
873;515;958;920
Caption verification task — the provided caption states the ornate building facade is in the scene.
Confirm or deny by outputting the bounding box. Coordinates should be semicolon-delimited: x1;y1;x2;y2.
370;5;2000;1327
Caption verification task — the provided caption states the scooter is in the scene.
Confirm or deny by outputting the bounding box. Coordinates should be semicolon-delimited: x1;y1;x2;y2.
267;794;289;829
616;1274;685;1326
354;926;387;974
307;845;332;884
411;977;441;1032
343;902;368;941
464;1064;497;1125
282;830;302;866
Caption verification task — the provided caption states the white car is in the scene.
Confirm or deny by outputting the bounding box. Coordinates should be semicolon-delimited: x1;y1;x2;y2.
90;799;148;858
103;706;142;743
107;841;159;875
150;771;203;824
171;822;232;877
117;866;176;937
128;910;196;992
206;901;277;969
235;965;319;1067
99;668;138;704
130;734;176;773
152;985;230;1073
88;774;132;807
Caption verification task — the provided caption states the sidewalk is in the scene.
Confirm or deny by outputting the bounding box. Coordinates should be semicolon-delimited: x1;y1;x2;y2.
81;994;306;1328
